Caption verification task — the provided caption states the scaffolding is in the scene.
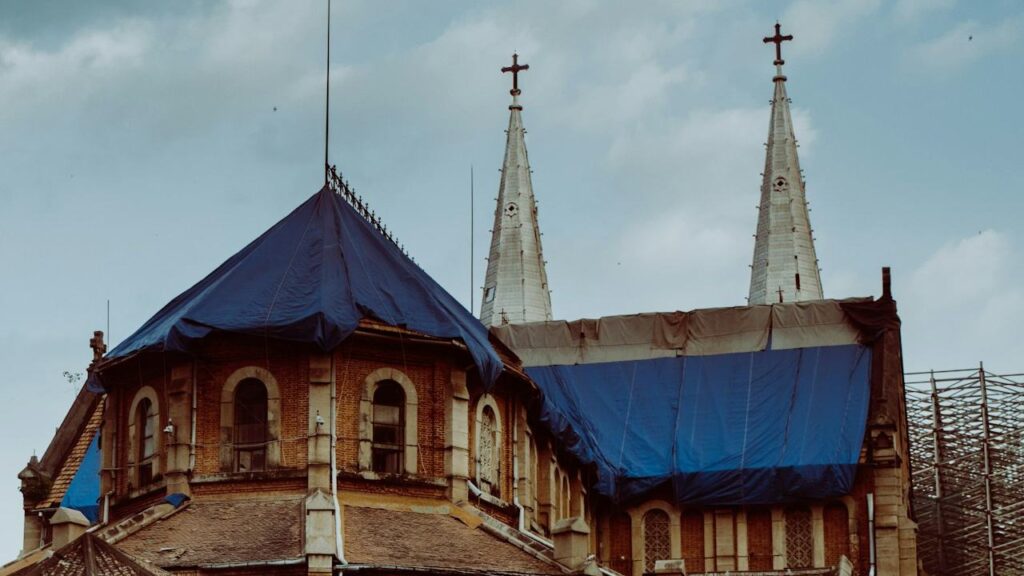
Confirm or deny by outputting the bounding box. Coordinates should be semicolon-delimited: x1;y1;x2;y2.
906;365;1024;576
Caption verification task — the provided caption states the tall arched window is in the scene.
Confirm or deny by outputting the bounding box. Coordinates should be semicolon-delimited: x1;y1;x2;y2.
233;378;268;472
785;506;814;568
479;405;500;496
643;509;671;574
136;398;157;486
529;436;539;510
372;380;405;474
559;472;571;520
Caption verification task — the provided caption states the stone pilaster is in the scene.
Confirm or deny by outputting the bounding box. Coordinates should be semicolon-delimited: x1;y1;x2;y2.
99;391;117;499
165;362;193;497
736;509;749;570
308;354;334;492
812;504;825;567
703;511;715;572
553;516;591;571
306;354;336;575
516;408;535;523
771;506;785;570
305;489;336;575
445;368;470;502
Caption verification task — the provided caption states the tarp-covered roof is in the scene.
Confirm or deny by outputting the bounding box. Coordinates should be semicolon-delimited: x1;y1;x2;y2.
104;185;502;387
495;300;895;506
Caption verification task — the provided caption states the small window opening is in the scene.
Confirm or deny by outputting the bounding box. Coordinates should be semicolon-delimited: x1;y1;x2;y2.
137;398;157;486
234;378;268;472
372;381;405;474
795;273;802;291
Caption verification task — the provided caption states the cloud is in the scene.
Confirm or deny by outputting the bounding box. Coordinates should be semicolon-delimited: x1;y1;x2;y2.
781;0;882;57
893;0;956;22
901;230;1024;371
904;15;1024;73
0;21;151;118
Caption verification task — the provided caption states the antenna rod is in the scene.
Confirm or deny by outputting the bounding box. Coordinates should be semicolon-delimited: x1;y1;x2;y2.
324;0;331;186
470;165;475;315
106;299;110;344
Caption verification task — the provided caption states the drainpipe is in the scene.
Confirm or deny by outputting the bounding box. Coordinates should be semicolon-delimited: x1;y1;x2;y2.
189;359;197;471
331;361;346;565
867;492;876;576
511;395;526;532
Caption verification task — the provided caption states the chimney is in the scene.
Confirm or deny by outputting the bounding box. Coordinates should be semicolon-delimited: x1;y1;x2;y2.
50;507;90;549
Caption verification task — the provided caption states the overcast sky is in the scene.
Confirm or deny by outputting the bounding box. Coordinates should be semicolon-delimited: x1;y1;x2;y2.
1;0;1022;560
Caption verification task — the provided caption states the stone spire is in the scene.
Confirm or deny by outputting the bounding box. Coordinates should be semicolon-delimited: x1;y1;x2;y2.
479;54;553;326
748;24;823;305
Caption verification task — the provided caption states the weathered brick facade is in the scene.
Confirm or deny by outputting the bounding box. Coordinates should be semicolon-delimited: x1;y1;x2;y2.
16;298;917;576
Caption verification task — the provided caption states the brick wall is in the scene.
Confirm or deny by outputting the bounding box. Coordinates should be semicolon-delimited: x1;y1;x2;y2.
607;511;632;575
334;340;450;478
193;337;310;475
191;477;306;498
747;507;773;571
824;502;851;567
681;509;705;572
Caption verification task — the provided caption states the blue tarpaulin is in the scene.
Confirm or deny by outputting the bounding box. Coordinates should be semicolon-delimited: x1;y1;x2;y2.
104;186;502;388
61;433;100;523
526;344;871;505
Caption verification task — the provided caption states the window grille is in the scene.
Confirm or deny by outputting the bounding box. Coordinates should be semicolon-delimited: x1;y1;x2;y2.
643;509;671;574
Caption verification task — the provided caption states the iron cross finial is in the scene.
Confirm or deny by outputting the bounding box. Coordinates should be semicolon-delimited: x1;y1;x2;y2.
501;53;530;96
763;22;794;66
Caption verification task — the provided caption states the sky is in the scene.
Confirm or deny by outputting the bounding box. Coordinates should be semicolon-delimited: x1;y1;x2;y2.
1;0;1022;561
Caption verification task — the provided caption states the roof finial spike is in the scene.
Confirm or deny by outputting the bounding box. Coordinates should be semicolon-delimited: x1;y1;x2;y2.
763;21;793;76
501;53;529;109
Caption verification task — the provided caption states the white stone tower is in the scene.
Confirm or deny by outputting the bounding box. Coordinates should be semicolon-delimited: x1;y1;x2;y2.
479;54;553;326
748;23;823;305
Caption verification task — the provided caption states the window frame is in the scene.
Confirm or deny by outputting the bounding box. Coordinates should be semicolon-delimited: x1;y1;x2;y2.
126;386;161;493
359;368;418;476
219;367;282;473
232;378;269;473
371;381;406;474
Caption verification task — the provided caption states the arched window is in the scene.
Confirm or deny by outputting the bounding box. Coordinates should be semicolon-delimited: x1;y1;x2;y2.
559;472;571;520
529;436;539;510
475;399;499;498
136;398;157;486
372;380;405;474
233;378;268;472
785;506;814;568
643;509;671;574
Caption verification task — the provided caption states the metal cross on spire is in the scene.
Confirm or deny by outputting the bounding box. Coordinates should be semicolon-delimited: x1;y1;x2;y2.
501;53;529;96
763;22;793;66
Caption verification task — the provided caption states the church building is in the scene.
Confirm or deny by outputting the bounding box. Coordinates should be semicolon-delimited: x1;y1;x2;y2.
4;24;917;576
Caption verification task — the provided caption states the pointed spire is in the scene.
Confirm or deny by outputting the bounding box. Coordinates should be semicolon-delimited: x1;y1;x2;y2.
748;23;823;305
479;54;553;327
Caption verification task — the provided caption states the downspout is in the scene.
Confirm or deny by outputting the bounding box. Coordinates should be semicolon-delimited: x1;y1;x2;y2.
867;492;876;576
511;395;526;532
331;360;346;565
189;359;197;471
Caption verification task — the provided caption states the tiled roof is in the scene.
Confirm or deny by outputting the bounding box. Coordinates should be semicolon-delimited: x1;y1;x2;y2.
343;505;563;575
15;533;170;576
41;404;103;508
114;496;303;569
